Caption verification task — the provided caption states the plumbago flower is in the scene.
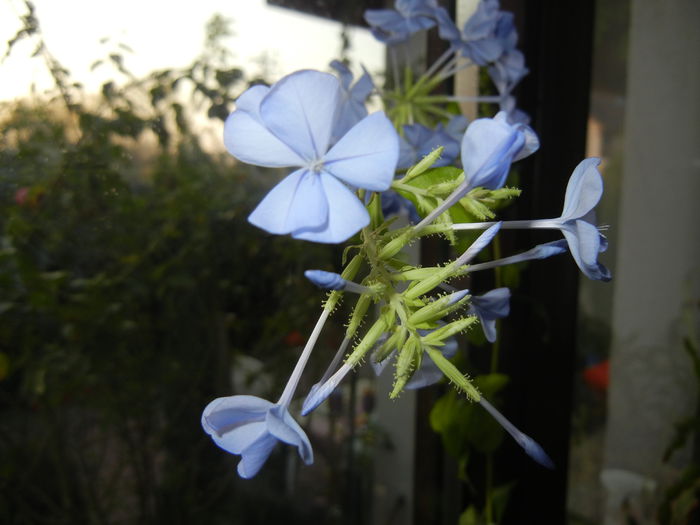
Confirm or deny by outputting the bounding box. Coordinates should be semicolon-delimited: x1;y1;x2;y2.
225;70;399;243
202;307;333;478
469;287;511;343
201;396;312;479
435;0;502;65
415;111;538;229
364;0;441;44
453;158;611;281
204;0;612;480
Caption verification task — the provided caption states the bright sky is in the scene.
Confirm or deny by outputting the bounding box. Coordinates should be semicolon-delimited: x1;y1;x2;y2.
0;0;385;101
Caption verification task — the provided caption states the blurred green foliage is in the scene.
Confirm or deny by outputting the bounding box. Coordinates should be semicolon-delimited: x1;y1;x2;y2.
0;3;336;523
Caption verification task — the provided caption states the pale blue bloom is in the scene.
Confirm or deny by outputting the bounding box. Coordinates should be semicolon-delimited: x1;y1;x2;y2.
451;159;611;281
201;395;313;479
461;111;538;191
556;158;611;281
365;0;440;45
493;10;517;52
436;0;502;65
224;70;399;244
329;60;374;141
468;287;511;343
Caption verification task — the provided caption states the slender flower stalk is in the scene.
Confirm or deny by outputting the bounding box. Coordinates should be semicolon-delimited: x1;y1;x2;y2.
478;398;554;469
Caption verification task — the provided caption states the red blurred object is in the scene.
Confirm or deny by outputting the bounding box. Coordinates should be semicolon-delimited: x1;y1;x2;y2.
14;187;29;206
583;359;610;392
283;330;305;347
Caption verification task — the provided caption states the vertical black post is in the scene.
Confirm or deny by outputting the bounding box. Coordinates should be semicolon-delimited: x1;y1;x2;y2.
497;2;595;524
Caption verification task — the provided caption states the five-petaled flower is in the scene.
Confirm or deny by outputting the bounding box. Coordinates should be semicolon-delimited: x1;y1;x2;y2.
224;70;399;244
201;395;313;479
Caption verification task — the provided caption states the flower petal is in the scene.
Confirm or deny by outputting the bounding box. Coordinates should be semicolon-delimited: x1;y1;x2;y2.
224;92;304;168
461;115;525;190
237;433;278;479
324;112;399;191
292;172;369;243
562;220;611;281
201;395;273;437
212;420;268;455
260;70;340;161
267;405;313;465
561;158;603;221
248;169;328;235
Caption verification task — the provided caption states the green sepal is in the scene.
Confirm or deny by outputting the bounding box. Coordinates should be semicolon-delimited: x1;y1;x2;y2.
373;326;407;365
390;335;421;398
402;146;445;183
367;192;384;229
344;292;372;338
403;261;457;300
345;308;393;367
425;345;480;401
459;196;495;221
408;292;470;326
421;316;477;345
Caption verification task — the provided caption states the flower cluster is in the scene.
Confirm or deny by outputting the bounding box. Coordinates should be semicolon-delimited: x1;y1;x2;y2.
202;0;610;479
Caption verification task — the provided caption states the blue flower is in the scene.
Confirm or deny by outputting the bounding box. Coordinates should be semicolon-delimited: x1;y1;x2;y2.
224;70;399;243
468;287;511;343
557;158;611;281
461;111;538;191
365;0;440;45
329;60;374;141
436;0;503;65
201;395;313;479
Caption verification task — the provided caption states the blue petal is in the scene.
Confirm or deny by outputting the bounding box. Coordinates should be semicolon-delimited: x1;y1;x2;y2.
248;169;328;235
224;101;305;168
562;220;610;281
461;116;525;190
267;406;313;464
201;395;273;437
237;433;278;479
292;172;369;243
304;269;346;290
213;420;268;455
351;67;375;101
470;288;511;343
260;70;340;161
330;59;353;89
324;112;399;191
561;158;603;220
234;84;270;112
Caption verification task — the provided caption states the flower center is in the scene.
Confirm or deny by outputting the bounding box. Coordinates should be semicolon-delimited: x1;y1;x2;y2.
309;158;325;173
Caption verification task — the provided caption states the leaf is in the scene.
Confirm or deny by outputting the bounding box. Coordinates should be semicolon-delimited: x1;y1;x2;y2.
474;373;510;397
458;506;481;525
492;482;516;523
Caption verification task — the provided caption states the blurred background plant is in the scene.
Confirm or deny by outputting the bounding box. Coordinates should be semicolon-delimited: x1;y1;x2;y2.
0;2;343;523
